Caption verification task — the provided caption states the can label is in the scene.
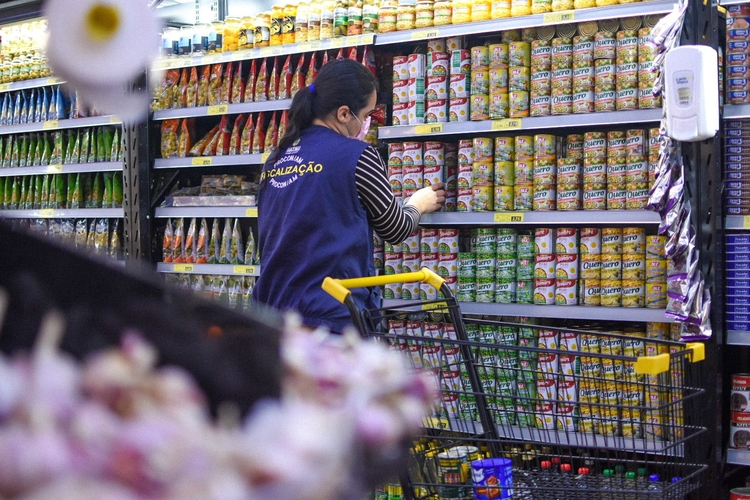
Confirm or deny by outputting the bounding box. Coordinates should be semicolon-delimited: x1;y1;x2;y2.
733;374;750;412
622;253;646;280
534;253;556;279
555;279;578;305
534;228;554;253
600;279;622;307
731;412;750;449
533;278;556;304
557;188;581;210
646;282;666;308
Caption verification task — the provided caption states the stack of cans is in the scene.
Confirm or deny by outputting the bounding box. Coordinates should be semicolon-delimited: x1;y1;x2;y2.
472;137;494;210
402;141;424;201
555;228;579;305
426;39;450;123
593;28;616;112
374;233;384;274
726;234;750;335
625;129;649;210
388;143;403;205
515;135;534;210
535;328;558;429
457;246;477;302
495;229;517;303
532;134;557;210
621;227;646;308
457;139;473;211
383;238;403;299
606;130;627;209
615;28;639;111
516;320;537;427
407;53;426;124
580;227;602;306
533;228;556;305
517;231;535;303
401;228;421;299
445;143;458;210
600;228;623;307
509;40;531;118
621;325;646;438
556;330;579;431
420;228;441;300
494;136;515;210
726;5;750;104
557;134;582;210
473;229;497;303
578;330;600;433
551;28;574;115
437;228;460;294
470;45;491;121
489;43;510;119
573;32;595;113
392;55;410;125
645;234;667;308
648;127;661;190
530;39;552;117
583;131;607;210
726;119;750;216
449;43;471;122
638;26;661;109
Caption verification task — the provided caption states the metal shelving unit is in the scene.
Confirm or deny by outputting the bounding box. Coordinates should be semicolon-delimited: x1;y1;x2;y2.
152;99;293;121
154;154;266;170
726;216;748;230
156;262;261;276
378;109;663;139
727;449;750;466
718;0;748;6
0;208;124;219
420;210;661;226
0;115;122;136
0;161;123;177
154;206;258;218
374;0;677;44
727;330;750;346
723;104;750;119
152;33;375;71
382;299;676;323
0;76;64;93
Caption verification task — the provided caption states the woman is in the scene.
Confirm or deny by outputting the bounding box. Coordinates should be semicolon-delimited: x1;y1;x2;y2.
254;58;445;333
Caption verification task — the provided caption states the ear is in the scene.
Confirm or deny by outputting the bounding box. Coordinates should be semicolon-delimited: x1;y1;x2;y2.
335;105;350;123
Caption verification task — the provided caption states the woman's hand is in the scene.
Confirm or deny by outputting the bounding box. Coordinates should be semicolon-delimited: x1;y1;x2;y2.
407;182;445;214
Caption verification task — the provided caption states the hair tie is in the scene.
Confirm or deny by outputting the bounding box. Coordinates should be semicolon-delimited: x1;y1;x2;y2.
309;83;316;95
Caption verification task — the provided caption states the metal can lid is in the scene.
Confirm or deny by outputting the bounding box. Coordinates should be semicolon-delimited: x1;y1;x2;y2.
620;17;642;31
537;25;556;41
598;19;619;34
643;14;662;28
556;23;577;39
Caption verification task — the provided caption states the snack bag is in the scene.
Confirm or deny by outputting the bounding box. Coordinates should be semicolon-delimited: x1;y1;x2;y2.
264;111;278;152
109;219;121;259
83;173;94;208
177;67;189;109
220;62;233;105
88;128;98;163
231;61;245;104
291;53;305;97
27;135;37;168
208;218;221;263
161;119;180;158
202;126;222;156
34;176;43;208
231;218;244;264
197;65;210;106
278;109;289;144
18;177;27;209
172;217;185;263
219;217;232;263
113;172;123;208
160;69;180;109
103;172;113;208
177;119;192;157
208;64;223;105
186;66;199;108
48;174;57;208
86;219;96;250
239;114;255;154
47;87;57;120
278;55;293;100
27;88;36;123
215;115;232;156
195;218;209;263
244;229;256;264
70;173;83;208
94;218;109;254
102;128;113;162
184;217;197;263
56;173;67;208
9;135;19;167
306;52;317;86
66;173;75;208
92;172;102;208
163;219;174;262
110;128;120;162
229;114;248;155
255;58;268;102
80;128;91;163
18;135;28;167
347;46;358;60
362;45;377;75
71;130;82;164
35;88;44;122
75;219;88;250
189;125;220;157
244;59;257;103
18;91;27;124
61;219;75;246
13;91;22;125
252;112;266;154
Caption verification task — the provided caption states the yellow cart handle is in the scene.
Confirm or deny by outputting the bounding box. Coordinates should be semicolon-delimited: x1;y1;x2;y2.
632;342;705;376
322;268;445;304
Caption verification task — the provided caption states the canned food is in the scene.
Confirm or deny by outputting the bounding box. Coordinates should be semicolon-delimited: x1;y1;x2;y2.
533;162;556;188
472;186;494;211
606;189;627;210
449;97;470;122
622;253;646;280
490;67;509;92
534;228;554;253
530;95;552;116
594;89;616;112
580;253;601;279
600;279;622;307
600;253;622;280
470;94;490;121
534;253;556;279
450;49;471;75
557;187;582;210
494;137;515;161
392;102;409;125
516;279;533;303
495;278;516;303
471;69;490;95
557;158;581;185
426;75;449;100
430;51;450;76
616;88;638;110
531;69;552;95
509;91;530;117
509;41;531;66
622;279;645;307
510;66;531;92
626;188;649;210
531;39;552;67
594;31;616;59
471;45;490;70
425;99;448;123
731;412;750;449
573;36;594;63
517;255;534;280
556;250;579;277
580;279;601;306
494;161;515;186
490;43;509;67
458;252;477;279
646;258;666;282
494;185;514;210
408;100;426;125
646;235;666;258
515;184;533;210
580;228;601;254
515;135;535;159
582;185;607;210
490;91;510;119
450;73;470;99
622;227;646;254
517;231;535;257
602;228;623;254
645;281;666;308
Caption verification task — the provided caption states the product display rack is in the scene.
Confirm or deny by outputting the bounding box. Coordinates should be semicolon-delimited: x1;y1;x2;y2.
152;99;294;121
419;210;662;226
153;206;258;218
725;216;749;230
0;76;63;93
728;449;750;466
0;208;123;219
723;104;750;119
0;115;122;136
156;262;261;277
153;154;268;170
0;161;123;177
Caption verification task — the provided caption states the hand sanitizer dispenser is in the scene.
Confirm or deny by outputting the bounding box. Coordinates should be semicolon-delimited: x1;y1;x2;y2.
664;45;719;142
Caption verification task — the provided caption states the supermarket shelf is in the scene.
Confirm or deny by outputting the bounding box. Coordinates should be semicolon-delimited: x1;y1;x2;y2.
0;161;123;177
728;448;750;465
0;76;64;94
152;34;375;71
156;262;261;276
724;104;750;119
382;299;677;322
154;206;258;218
152;99;293;121
374;0;677;45
378;109;663;140
0;208;123;219
0;115;122;136
719;0;749;6
726;215;748;230
420;210;661;226
154;154;266;169
727;330;750;346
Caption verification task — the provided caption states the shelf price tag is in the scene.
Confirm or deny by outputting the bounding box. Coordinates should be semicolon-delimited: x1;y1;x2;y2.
173;264;194;273
110;115;121;124
39;209;55;217
359;34;375;45
246;207;259;217
47;77;62;84
543;10;575;23
0;83;9;91
192;157;213;166
330;37;346;48
207;105;229;116
422;301;448;311
415;123;443;135
233;265;256;275
261;152;270;163
307;41;322;50
43;120;59;130
259;46;282;57
494;212;524;223
202;54;222;64
411;29;440;40
46;164;63;173
423;416;450;429
744;216;750;229
491;118;523;131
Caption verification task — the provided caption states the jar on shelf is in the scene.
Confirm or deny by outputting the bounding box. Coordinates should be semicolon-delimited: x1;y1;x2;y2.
396;0;416;31
530;0;551;14
321;0;335;39
239;17;255;49
209;21;224;53
433;0;452;25
348;0;365;35
192;23;210;54
510;0;531;17
40;52;51;77
551;0;573;9
452;0;471;24
223;17;241;51
363;0;379;33
254;14;271;47
29;55;41;79
270;6;283;45
491;0;510;18
472;0;491;21
416;0;434;28
161;27;179;58
379;4;398;32
19;53;30;81
295;1;309;43
283;3;297;44
334;0;349;37
308;2;321;40
0;57;10;83
178;25;193;56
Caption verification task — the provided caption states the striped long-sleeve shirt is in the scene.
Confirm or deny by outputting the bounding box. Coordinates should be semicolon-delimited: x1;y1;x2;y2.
354;146;421;244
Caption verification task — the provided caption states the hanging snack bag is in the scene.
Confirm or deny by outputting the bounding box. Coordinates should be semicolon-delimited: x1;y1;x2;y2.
75;219;88;249
18;177;27;209
264;111;279;152
0;94;9;126
65;173;74;207
196;218;209;263
80;128;90;163
2;176;11;208
189;125;220;157
110;219;121;259
110;128;120;162
240;114;255;154
46;87;57;121
56;87;66;120
177;119;192;157
17;135;28;167
71;130;82;164
252;112;266;154
113;172;123;208
12;91;22;125
88;128;98;163
219;217;233;263
244;59;257;103
1;136;11;167
229;114;248;155
270;57;282;101
197;65;210;107
184;217;197;263
83;173;94;208
186;66;199;108
103;172;113;208
63;131;75;164
221;62;234;105
208;64;223;105
161;119;180;158
255;58;269;102
231;61;245;104
215;115;232;156
27;135;38;168
245;229;256;265
19;91;28;125
278;55;293;100
208;218;221;263
172;217;185;263
162;219;174;262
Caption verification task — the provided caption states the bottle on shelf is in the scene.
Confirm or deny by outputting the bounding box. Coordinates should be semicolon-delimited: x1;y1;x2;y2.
295;1;309;43
559;463;574;500
647;474;663;494
538;460;554;495
254;13;271;47
282;3;297;44
575;467;591;498
635;467;649;490
601;469;615;497
307;1;322;40
270;6;284;45
623;471;637;499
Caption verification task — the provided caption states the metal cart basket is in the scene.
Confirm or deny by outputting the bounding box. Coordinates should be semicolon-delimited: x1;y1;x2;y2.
323;268;709;500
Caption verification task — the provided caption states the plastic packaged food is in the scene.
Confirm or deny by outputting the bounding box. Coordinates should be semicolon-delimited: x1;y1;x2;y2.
197;65;210;107
252;112;266;154
55;172;67;208
229;61;244;104
264;111;279;152
231;218;244;264
215;115;232;156
278;55;293;100
88;128;98;163
255;58;268;102
112;172;123;208
188;126;219;157
195;218;209;263
228;115;248;155
75;219;88;249
219;217;233;263
208;218;221;263
177;120;192;158
184;217;197;263
94;219;109;254
110;128;120;162
172;217;185;263
269;57;280;101
208;64;223;105
176;68;189;109
109;219;121;259
161;120;179;159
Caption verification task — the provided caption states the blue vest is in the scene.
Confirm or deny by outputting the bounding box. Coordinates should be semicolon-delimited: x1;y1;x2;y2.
254;125;380;333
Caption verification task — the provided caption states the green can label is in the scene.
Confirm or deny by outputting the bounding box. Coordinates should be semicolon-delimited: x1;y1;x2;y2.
476;254;496;279
476;277;495;302
495;254;518;279
458;252;477;278
516;279;533;303
494;278;516;303
517;232;535;256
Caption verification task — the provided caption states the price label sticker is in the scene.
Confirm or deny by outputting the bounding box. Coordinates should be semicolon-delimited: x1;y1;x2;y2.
233;265;256;275
207;105;229;116
330;38;346;48
43;120;59;130
47;77;62;84
411;29;440;40
39;209;55;217
359;34;375;45
415;123;443;135
543;10;575;23
192;157;213;166
260;46;282;57
308;41;322;50
110;115;121;124
744;216;750;229
422;301;448;311
46;164;63;173
0;83;10;91
494;212;525;223
423;417;450;429
246;207;259;217
203;54;221;64
173;264;194;273
491;118;523;131
261;152;270;163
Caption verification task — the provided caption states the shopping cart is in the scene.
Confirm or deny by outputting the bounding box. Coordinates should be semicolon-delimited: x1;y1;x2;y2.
323;268;709;500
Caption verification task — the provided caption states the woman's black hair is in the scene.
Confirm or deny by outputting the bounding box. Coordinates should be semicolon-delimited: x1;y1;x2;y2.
269;58;378;162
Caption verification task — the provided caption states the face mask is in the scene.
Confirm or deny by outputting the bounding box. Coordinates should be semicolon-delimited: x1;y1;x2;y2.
352;114;371;142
